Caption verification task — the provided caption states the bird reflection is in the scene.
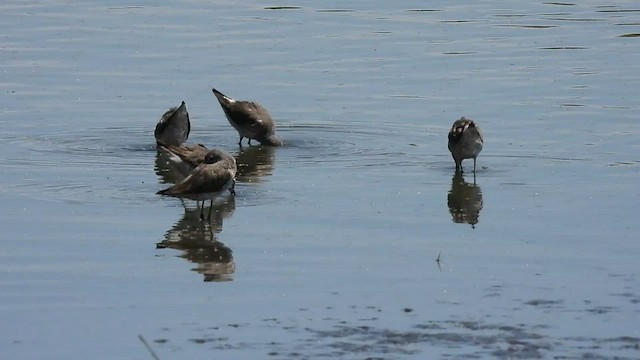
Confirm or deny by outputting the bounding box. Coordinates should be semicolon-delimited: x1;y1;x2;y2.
447;171;483;228
234;145;276;183
157;194;236;282
154;149;192;185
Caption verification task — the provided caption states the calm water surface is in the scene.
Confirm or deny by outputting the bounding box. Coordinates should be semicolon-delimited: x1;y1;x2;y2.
1;1;639;359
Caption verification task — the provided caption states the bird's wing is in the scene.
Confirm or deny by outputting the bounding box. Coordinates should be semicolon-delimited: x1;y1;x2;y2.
227;101;272;128
165;164;233;195
161;143;208;167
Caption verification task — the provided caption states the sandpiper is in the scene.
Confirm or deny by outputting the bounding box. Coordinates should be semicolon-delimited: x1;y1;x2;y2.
154;101;190;146
157;149;237;220
158;142;210;169
448;117;483;173
211;88;283;147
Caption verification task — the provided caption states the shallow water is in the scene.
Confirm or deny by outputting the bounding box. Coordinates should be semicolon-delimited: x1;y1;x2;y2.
1;1;639;359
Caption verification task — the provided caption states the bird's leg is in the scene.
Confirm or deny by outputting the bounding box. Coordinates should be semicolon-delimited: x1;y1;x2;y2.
199;204;205;221
238;136;244;147
207;199;214;221
206;221;214;241
473;158;477;173
453;155;462;173
455;158;463;173
248;138;252;146
229;179;236;195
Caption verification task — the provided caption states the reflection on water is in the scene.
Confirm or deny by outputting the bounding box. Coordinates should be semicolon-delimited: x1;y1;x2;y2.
153;143;273;281
2;1;639;358
447;172;483;228
154;149;192;185
235;145;276;183
157;195;236;282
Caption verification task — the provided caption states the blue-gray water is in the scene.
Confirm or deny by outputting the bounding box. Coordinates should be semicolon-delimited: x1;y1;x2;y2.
1;1;639;359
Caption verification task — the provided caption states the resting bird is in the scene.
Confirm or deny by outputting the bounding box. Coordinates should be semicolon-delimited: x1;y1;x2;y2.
158;142;209;170
447;117;483;173
211;88;283;147
157;149;237;220
154;101;190;146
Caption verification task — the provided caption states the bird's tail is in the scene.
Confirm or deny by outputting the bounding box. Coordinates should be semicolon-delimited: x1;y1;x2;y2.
157;142;188;162
211;88;234;106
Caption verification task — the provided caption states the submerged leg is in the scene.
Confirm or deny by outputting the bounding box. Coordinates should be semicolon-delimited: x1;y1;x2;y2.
207;199;214;221
229;179;236;195
452;154;461;173
206;221;214;240
455;158;463;173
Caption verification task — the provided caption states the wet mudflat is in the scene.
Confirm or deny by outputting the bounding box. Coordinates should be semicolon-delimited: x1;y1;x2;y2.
1;1;639;359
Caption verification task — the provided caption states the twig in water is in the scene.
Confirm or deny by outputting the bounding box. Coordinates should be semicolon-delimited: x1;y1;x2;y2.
138;334;160;360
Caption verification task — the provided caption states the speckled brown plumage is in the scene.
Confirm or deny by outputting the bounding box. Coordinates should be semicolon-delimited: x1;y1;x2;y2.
157;149;237;220
448;117;483;173
211;88;282;147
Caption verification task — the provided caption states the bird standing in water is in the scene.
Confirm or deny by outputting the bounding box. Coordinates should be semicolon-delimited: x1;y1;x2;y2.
448;117;483;173
157;149;237;221
211;88;283;147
